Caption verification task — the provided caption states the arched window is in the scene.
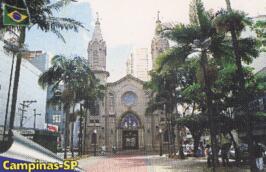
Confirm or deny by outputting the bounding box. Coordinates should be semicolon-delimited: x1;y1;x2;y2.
120;113;140;129
89;101;100;116
91;133;97;144
95;102;100;116
163;130;169;142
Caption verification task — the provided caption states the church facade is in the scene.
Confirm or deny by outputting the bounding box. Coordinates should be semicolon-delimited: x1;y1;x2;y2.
84;13;174;152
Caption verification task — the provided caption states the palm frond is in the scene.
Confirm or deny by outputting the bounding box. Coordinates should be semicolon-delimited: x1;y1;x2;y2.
163;24;200;45
156;46;191;72
238;38;260;64
46;0;75;11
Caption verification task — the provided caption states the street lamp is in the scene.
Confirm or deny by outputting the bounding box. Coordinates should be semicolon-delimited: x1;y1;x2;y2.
159;128;163;156
93;129;97;156
2;40;27;141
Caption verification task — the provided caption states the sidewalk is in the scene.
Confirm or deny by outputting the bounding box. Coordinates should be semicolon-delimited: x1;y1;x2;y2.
77;154;265;172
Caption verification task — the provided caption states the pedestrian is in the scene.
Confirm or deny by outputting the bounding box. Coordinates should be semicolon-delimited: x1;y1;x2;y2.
221;143;231;167
179;145;185;159
205;144;212;167
112;145;117;154
255;142;264;171
101;145;106;156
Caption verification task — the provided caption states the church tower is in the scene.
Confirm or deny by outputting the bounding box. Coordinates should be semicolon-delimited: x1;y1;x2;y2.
88;12;109;84
151;11;169;69
86;13;109;153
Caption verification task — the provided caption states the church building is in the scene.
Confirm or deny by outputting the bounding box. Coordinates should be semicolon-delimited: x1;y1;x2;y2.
85;13;173;152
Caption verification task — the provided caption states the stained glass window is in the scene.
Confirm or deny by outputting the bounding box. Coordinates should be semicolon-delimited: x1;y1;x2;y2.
122;91;137;106
120;113;140;129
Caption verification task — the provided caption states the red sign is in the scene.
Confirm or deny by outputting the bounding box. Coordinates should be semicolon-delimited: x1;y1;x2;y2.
47;124;58;132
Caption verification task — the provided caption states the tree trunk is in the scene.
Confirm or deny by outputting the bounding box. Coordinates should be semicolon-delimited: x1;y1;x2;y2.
9;27;26;131
166;113;172;156
78;104;83;156
171;122;176;156
71;121;74;157
83;108;88;155
193;134;201;157
225;1;256;170
225;0;232;11
151;113;155;151
228;131;240;165
71;105;75;158
64;107;70;159
200;51;218;171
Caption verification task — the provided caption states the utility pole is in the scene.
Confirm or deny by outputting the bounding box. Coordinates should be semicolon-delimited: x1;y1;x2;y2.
19;102;28;128
33;109;41;129
19;100;37;128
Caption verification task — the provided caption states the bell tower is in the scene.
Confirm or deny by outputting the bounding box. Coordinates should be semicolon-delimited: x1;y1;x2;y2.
88;12;109;84
86;13;109;153
151;11;169;69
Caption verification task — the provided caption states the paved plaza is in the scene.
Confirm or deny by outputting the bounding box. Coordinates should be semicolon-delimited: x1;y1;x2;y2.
78;154;256;172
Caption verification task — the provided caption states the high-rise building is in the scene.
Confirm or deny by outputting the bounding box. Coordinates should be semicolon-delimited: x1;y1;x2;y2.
151;11;169;69
126;48;152;81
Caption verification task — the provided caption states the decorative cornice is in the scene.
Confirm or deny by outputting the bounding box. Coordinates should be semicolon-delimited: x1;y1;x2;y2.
107;74;145;87
92;70;110;77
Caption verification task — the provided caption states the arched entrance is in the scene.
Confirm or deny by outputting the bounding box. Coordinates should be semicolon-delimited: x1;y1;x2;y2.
119;112;141;150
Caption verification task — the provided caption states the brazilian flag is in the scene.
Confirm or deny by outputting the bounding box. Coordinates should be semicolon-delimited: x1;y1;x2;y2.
2;1;30;26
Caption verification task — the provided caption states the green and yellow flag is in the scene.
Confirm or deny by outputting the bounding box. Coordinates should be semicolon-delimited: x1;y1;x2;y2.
2;2;30;26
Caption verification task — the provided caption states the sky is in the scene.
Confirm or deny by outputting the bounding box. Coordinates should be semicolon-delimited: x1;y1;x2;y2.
25;0;266;81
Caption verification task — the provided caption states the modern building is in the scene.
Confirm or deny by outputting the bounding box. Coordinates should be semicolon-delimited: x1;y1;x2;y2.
45;85;65;148
84;13;174;153
126;48;152;81
0;39;48;132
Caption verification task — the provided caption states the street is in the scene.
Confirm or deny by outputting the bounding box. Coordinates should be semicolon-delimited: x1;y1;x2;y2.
78;154;253;172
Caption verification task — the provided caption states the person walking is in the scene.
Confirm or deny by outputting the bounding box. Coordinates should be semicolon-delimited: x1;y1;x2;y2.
255;142;264;171
101;145;106;156
221;143;231;167
112;145;117;154
205;144;212;167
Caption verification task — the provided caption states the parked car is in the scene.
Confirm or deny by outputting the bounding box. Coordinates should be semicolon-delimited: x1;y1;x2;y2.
259;143;266;163
229;143;266;164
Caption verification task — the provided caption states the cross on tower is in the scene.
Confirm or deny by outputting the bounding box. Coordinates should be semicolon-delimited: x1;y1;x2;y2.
157;11;160;21
96;12;101;24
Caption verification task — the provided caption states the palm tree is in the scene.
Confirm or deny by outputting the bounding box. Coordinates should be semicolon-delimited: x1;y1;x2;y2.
3;0;86;134
38;55;96;159
157;0;232;170
145;67;180;155
80;81;105;155
67;57;105;157
214;1;260;170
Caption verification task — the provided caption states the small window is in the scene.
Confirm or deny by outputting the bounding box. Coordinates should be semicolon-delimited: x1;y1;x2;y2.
52;115;61;123
95;102;100;116
109;93;115;114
